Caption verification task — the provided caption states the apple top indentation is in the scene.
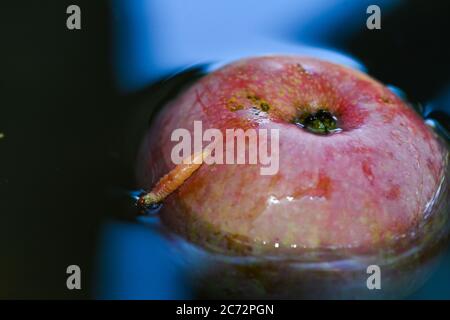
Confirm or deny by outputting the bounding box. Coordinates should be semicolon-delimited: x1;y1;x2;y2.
292;109;341;135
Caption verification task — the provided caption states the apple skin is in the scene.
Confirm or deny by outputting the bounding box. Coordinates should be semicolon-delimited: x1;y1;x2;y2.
137;56;449;298
137;55;445;252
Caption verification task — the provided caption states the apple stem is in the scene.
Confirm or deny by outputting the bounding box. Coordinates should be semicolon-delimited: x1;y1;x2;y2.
137;149;210;208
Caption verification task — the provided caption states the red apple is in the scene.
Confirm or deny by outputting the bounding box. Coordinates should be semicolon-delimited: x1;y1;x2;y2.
136;56;449;298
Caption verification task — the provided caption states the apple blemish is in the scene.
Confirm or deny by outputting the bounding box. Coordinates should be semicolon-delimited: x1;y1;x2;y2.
246;93;271;112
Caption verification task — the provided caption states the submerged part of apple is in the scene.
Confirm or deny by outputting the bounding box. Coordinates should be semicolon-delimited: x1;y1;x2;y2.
137;56;447;257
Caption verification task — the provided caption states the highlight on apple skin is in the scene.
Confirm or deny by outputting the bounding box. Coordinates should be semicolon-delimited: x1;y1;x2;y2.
136;56;449;298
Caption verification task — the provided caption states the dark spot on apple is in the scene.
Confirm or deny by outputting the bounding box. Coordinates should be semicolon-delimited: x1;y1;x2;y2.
260;102;270;112
296;63;305;72
295;63;311;76
385;185;401;200
380;96;393;104
246;93;271;112
292;109;341;135
227;97;244;112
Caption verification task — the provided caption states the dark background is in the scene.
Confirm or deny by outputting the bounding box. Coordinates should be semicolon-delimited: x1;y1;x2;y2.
0;0;449;298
